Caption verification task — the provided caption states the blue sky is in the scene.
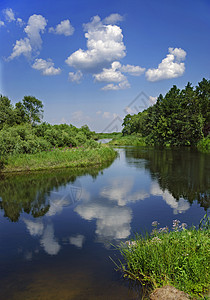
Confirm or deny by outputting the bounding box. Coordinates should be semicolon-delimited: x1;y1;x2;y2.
0;0;209;132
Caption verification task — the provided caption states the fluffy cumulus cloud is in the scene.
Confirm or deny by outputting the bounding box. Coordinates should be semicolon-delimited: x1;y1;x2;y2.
94;61;145;90
24;14;47;50
0;20;5;27
8;38;32;60
66;15;126;72
94;61;126;83
65;14;145;89
68;70;83;83
146;47;186;82
32;58;61;75
3;8;15;22
9;14;47;60
49;19;74;36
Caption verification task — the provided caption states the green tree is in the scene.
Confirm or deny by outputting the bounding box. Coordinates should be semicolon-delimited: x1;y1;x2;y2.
22;96;44;125
195;78;210;136
0;95;16;130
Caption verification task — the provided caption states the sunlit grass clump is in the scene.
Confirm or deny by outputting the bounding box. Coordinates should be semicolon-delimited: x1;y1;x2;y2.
3;144;117;172
117;215;210;299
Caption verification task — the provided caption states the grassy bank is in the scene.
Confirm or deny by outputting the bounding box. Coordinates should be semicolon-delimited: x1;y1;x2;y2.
109;135;147;146
2;145;117;173
117;216;210;299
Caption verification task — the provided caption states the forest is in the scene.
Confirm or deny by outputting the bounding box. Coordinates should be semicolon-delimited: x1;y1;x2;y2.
122;78;210;149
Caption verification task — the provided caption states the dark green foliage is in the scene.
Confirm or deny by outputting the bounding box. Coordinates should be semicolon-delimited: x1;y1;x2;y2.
0;122;98;157
122;79;210;147
0;124;51;156
0;95;16;130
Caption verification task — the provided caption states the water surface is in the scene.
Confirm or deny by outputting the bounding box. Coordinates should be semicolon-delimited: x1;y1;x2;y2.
0;147;209;299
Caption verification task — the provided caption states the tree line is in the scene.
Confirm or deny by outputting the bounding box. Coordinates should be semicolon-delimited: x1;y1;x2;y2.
0;95;97;159
122;78;210;146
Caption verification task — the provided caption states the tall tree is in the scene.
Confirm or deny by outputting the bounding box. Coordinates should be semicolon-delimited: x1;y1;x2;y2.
22;96;44;125
0;95;16;130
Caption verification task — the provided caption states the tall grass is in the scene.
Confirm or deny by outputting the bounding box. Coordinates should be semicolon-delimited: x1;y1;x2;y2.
109;135;147;146
117;216;210;299
3;145;117;172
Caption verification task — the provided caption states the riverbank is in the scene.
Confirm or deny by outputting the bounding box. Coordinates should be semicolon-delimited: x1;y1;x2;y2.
117;216;210;299
1;145;117;173
109;135;147;146
108;135;210;153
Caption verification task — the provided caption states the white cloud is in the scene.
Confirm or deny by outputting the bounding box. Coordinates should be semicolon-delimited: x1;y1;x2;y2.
8;38;32;60
150;182;190;214
65;14;144;90
68;70;83;83
16;18;24;27
23;219;44;236
120;64;145;76
96;110;102;115
8;14;47;60
49;19;74;36
100;178;149;206
40;224;61;255
75;202;132;240
94;61;126;83
94;61;144;90
65;15;126;73
102;80;130;90
0;20;5;27
24;14;47;50
146;47;186;82
69;234;85;248
32;58;61;75
3;8;15;22
103;13;124;24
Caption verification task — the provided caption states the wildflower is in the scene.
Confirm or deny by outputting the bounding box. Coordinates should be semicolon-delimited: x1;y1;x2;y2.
180;223;187;230
173;219;181;231
125;240;137;247
158;226;168;233
152;221;159;227
151;237;161;243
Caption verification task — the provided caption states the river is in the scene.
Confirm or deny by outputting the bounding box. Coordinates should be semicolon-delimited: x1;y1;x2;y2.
0;147;209;299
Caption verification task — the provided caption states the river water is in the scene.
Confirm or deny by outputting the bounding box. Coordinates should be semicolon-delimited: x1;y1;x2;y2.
0;147;209;299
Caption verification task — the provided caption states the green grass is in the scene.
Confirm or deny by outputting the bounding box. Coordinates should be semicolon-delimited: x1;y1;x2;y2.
109;135;147;146
117;216;210;299
2;145;117;172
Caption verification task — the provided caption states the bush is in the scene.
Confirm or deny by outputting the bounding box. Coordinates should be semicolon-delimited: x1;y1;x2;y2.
197;136;210;153
0;124;51;155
